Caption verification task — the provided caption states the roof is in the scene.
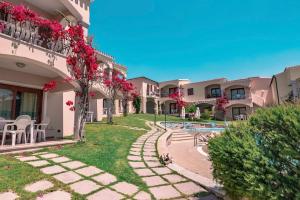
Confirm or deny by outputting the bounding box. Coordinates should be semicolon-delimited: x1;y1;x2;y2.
127;76;159;84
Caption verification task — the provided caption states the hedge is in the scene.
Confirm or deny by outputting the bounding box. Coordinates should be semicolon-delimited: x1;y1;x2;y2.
208;104;300;200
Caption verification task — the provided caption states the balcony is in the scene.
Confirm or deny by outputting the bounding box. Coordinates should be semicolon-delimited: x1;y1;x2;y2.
0;13;68;55
230;94;246;100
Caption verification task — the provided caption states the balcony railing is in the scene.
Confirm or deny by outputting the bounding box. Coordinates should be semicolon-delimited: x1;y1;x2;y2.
231;94;246;100
0;13;68;55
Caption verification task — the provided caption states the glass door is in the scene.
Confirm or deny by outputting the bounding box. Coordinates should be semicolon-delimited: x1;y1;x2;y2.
0;88;14;119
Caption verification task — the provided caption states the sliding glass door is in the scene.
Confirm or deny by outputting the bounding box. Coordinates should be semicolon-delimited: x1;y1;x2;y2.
0;84;42;121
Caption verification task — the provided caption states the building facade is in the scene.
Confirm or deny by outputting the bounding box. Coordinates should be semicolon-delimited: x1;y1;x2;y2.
129;66;300;120
0;0;125;138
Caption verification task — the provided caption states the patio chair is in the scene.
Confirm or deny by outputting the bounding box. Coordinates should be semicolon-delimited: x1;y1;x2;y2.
1;115;31;146
34;117;50;142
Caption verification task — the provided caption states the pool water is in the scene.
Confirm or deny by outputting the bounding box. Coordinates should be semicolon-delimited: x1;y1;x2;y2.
161;122;226;132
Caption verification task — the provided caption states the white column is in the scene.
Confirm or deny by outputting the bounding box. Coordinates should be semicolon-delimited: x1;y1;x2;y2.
42;92;48;122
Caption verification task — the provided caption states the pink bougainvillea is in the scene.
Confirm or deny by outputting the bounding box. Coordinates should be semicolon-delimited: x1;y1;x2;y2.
43;80;57;92
215;94;229;113
169;90;186;109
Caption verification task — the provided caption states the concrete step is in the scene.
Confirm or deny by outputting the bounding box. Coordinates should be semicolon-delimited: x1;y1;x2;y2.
172;137;194;142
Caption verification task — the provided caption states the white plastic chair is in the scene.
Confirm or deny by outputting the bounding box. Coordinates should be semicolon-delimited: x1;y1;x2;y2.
1;115;31;146
34;117;50;142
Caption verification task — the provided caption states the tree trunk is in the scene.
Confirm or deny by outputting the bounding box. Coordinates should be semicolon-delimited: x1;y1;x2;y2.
122;98;128;117
74;90;89;141
107;98;114;124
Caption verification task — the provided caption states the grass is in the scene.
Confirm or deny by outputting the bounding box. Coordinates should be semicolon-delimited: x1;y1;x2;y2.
109;114;225;129
0;155;84;200
49;124;148;191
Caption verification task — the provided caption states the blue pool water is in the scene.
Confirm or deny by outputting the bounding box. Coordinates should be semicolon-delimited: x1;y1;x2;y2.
161;122;226;132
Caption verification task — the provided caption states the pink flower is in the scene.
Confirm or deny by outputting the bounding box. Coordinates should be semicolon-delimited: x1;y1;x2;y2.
66;100;74;106
43;80;57;92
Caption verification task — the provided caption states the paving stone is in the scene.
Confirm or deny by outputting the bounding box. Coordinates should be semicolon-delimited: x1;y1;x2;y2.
53;171;82;184
32;152;48;155
70;180;101;195
143;152;156;156
133;191;152;200
143;156;159;161
163;174;187;183
130;151;140;156
36;191;71;200
142;176;167;186
131;148;142;152
18;156;39;162
75;166;103;177
128;155;142;161
174;182;205;195
27;160;50;167
152;167;172;175
40;165;66;175
111;182;139;196
0;192;18;200
134;168;155;177
149;185;181;199
132;144;143;148
40;153;60;159
145;161;162;168
61;161;86;169
24;180;54;192
92;173;117;185
129;162;146;168
188;194;218;200
87;188;124;200
51;156;71;163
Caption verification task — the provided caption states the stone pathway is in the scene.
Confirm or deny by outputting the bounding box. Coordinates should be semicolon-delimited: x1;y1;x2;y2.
5;152;149;200
128;124;218;200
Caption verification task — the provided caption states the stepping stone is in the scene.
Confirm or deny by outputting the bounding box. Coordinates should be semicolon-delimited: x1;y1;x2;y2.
41;165;66;175
132;144;143;148
70;180;101;195
128;155;142;161
32;152;48;155
87;188;124;200
134;168;155;177
92;173;117;185
61;161;86;170
130;151;140;156
129;162;146;168
152;167;172;175
142;176;167;186
37;191;71;200
133;191;152;200
51;157;71;163
18;156;39;162
53;171;82;184
75;166;103;177
131;148;141;152
0;192;18;200
163;174;187;183
149;185;181;199
40;153;59;159
24;180;54;192
143;152;156;156
174;182;205;195
145;161;162;168
27;160;50;167
143;156;159;161
111;182;139;196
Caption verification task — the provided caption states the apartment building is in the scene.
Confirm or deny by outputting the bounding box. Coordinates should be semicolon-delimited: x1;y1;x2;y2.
0;0;125;138
130;66;300;120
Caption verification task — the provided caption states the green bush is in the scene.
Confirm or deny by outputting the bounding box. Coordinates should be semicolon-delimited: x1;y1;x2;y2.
133;96;141;114
201;109;212;120
208;104;300;200
186;104;197;113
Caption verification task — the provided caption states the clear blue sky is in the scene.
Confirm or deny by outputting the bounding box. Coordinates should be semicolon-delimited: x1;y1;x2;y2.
89;0;300;82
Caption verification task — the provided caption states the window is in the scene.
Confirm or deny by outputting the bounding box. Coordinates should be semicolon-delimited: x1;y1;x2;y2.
0;84;42;121
169;87;178;95
232;107;247;119
210;88;221;98
187;88;194;96
231;88;245;100
147;84;150;96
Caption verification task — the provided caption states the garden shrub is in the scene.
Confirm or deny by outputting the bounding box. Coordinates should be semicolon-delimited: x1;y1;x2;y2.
133;96;141;114
201;109;212;120
208;104;300;200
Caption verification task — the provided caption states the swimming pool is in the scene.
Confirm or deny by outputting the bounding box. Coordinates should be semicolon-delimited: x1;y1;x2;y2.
161;122;226;132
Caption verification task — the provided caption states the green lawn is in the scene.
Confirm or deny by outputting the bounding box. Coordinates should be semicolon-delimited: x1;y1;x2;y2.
49;124;148;190
109;114;225;129
0;156;84;200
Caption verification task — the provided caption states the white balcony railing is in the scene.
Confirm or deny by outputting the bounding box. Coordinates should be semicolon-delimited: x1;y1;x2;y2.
0;13;69;55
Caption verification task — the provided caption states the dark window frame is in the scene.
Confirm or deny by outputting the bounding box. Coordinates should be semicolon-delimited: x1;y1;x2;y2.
210;88;221;98
187;88;194;96
231;88;246;100
232;106;247;119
